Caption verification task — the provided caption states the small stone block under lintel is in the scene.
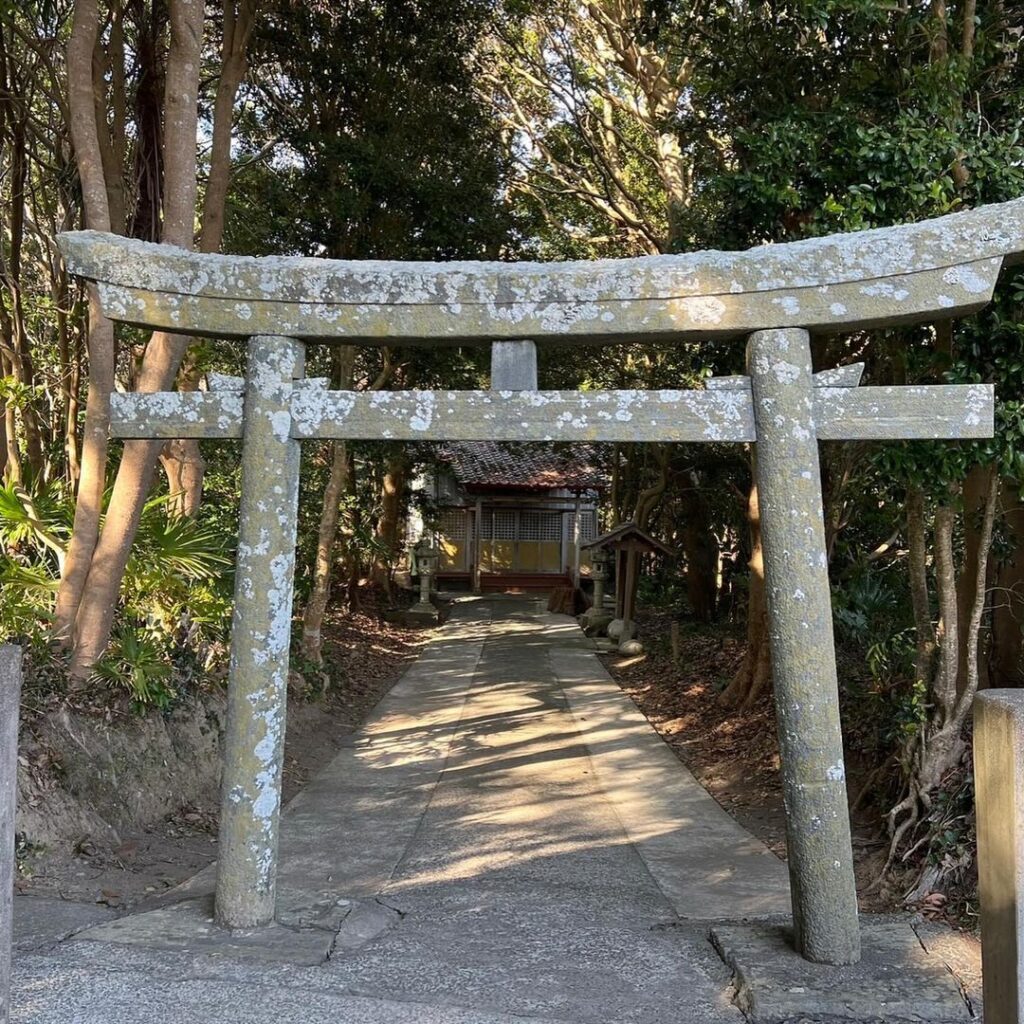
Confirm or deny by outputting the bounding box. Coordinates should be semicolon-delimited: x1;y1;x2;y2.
711;919;975;1023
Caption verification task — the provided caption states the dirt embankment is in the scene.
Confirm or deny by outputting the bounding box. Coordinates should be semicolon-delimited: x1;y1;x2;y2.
15;608;425;909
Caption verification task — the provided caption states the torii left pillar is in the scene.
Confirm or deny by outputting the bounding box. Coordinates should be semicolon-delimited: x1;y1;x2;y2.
215;335;304;929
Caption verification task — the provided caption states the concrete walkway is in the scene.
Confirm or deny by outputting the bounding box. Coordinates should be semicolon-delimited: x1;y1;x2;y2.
13;598;794;1023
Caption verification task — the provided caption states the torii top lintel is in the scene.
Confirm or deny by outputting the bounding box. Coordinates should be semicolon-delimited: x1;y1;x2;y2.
58;198;1024;346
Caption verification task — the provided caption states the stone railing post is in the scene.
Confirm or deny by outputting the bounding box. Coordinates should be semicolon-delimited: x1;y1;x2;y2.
974;690;1024;1024
1;645;22;1024
215;336;304;930
747;328;860;965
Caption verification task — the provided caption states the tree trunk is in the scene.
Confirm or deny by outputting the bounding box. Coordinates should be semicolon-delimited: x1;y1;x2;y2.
991;480;1024;686
346;454;362;612
160;0;258;514
371;451;408;593
956;473;999;721
0;400;7;480
54;267;80;488
720;477;770;708
681;475;717;622
1;353;21;483
4;112;47;480
160;354;206;516
301;442;350;665
159;437;206;517
907;486;937;688
632;443;668;529
301;347;355;666
54;0;116;642
68;0;205;678
956;464;994;694
932;502;959;719
199;0;258;255
885;475;999;875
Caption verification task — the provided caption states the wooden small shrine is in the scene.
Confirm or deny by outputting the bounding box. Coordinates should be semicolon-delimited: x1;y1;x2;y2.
581;522;673;644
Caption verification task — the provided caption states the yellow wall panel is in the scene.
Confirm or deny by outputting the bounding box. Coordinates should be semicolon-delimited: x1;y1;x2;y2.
439;536;462;570
518;543;540;571
539;541;561;573
491;541;514;571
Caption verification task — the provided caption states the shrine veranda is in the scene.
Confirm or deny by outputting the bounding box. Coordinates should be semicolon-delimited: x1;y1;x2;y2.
60;197;1024;966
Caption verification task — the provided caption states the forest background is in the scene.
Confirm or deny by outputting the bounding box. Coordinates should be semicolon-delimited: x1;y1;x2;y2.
2;0;1024;913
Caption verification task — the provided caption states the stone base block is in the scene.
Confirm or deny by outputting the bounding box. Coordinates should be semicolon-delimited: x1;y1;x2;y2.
384;604;444;627
76;894;339;966
579;610;614;636
712;920;973;1023
403;607;442;626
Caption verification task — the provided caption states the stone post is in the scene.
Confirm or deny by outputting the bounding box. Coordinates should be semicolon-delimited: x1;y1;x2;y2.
1;646;21;1024
747;328;860;965
614;550;626;619
620;548;638;643
490;339;537;391
572;493;582;587
215;336;304;930
473;498;483;594
974;690;1024;1024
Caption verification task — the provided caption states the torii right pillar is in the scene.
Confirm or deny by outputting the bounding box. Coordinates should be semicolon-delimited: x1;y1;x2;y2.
748;328;860;965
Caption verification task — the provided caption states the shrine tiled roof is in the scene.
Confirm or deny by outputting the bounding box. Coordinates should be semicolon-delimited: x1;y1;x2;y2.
438;442;606;491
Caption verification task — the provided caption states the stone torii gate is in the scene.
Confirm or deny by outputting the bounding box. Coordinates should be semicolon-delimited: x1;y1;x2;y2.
60;197;1024;966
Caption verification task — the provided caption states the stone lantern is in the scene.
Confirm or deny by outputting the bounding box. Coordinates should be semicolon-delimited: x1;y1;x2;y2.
580;546;614;635
410;537;440;620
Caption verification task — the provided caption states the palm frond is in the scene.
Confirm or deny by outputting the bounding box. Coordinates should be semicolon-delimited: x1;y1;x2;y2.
131;500;233;581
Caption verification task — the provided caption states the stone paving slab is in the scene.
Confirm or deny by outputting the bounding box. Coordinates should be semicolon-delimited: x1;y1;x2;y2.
310;604;741;1024
711;920;973;1023
11;952;582;1024
547;619;791;921
77;894;337;966
12;895;115;952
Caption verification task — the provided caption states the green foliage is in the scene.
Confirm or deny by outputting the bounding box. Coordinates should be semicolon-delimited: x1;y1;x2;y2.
637;559;686;608
231;0;513;261
833;571;901;643
0;560;58;642
0;480;68;648
92;626;176;710
0;477;233;703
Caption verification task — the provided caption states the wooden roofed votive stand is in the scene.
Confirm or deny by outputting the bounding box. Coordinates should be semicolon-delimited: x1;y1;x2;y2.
581;522;672;654
58;197;1024;967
